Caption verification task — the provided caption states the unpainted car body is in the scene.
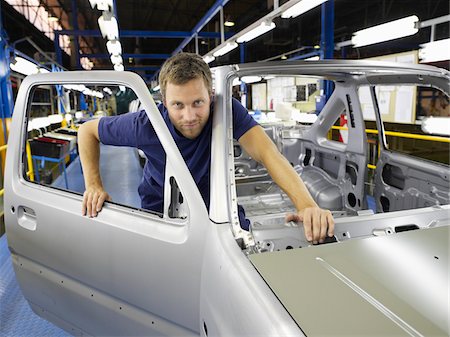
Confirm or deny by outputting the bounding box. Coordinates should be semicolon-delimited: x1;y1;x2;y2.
5;60;450;336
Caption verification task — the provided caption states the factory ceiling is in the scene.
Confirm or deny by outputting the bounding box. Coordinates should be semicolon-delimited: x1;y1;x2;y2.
2;0;449;81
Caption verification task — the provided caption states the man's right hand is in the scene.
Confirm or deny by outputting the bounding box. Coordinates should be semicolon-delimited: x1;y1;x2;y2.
82;187;111;217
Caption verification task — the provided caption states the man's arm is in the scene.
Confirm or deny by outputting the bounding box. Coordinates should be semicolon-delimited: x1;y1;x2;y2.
238;125;334;243
78;119;111;217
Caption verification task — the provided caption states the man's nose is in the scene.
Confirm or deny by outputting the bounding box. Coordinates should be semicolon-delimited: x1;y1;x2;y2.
183;106;196;121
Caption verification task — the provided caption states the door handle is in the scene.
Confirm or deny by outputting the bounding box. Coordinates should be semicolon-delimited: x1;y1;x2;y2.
17;206;37;231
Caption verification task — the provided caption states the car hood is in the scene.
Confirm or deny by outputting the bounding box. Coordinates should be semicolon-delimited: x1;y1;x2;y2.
249;225;448;336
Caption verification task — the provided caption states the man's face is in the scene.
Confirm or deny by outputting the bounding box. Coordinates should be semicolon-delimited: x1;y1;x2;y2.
163;77;211;139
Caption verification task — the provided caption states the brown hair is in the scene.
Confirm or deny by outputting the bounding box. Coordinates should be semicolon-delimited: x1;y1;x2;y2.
158;52;212;99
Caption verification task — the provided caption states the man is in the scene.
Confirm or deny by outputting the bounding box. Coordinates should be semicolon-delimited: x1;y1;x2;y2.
78;53;334;244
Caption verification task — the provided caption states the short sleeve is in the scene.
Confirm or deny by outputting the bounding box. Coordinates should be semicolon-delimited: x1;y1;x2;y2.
232;98;259;140
98;112;140;147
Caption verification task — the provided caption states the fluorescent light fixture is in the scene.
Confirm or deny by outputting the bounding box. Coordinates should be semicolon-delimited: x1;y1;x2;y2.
419;38;450;63
89;0;113;11
213;42;238;57
47;15;59;22
110;54;123;65
421;117;450;136
304;55;320;61
92;90;104;99
241;76;262;84
203;55;215;64
98;12;119;40
106;39;122;55
10;56;39;76
352;15;419;47
282;0;327;19
63;84;87;92
152;85;160;92
224;20;235;27
119;85;126;92
114;63;124;71
103;87;113;95
237;21;276;43
281;55;287;60
82;88;93;96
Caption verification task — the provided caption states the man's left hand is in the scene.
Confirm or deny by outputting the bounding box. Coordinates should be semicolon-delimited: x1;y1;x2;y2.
286;207;335;244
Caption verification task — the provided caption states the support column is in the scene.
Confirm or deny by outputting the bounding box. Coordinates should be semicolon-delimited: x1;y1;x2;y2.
318;0;334;110
0;17;13;121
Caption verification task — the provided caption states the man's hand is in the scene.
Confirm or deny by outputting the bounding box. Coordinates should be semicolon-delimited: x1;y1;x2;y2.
286;207;335;244
82;187;111;218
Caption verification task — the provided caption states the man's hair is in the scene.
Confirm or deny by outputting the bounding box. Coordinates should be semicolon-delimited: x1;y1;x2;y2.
158;52;212;99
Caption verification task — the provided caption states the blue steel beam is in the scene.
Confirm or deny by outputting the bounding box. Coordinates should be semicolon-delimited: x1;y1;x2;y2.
57;30;232;39
0;28;14;121
288;50;321;60
320;0;334;60
80;53;171;59
172;0;231;54
320;0;334;105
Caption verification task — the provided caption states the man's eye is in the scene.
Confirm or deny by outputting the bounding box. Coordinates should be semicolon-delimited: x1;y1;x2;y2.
174;103;183;108
194;100;204;106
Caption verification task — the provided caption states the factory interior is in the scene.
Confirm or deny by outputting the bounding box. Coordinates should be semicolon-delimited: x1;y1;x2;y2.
0;0;449;335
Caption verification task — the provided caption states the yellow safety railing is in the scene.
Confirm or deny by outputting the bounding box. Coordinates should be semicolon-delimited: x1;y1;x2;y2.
331;126;450;170
0;143;34;197
332;126;450;143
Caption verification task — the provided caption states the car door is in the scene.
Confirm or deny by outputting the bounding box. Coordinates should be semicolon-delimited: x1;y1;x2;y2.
4;71;210;336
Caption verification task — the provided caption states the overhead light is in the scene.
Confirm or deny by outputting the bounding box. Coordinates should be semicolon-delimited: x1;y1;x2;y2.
203;55;215;64
281;0;327;19
352;15;419;47
103;87;113;95
110;54;123;65
114;63;124;71
106;39;122;55
10;56;39;76
236;21;276;43
89;0;113;11
98;12;119;40
47;15;59;22
213;42;238;57
92;90;104;99
224;20;235;27
119;85;126;92
152;85;160;92
419;38;450;63
421;117;450;136
241;76;262;84
281;55;287;60
304;55;320;61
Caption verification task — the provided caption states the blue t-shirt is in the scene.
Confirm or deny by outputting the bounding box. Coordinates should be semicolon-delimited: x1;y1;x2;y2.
98;98;258;217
